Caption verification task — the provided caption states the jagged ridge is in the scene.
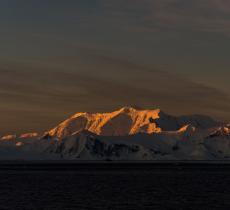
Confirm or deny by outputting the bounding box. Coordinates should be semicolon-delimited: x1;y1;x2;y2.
0;107;229;161
47;106;219;139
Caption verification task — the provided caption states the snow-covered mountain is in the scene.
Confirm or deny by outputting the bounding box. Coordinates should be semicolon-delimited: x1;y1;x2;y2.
0;107;229;161
47;106;219;139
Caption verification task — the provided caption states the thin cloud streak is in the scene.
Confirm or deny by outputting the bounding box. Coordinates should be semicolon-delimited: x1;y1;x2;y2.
102;0;230;34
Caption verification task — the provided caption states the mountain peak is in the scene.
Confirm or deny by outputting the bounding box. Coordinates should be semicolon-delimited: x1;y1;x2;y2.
1;134;17;141
72;112;88;118
118;106;137;113
46;107;219;139
19;133;39;139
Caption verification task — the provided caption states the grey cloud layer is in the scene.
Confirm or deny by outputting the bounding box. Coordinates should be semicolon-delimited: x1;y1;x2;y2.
102;0;230;33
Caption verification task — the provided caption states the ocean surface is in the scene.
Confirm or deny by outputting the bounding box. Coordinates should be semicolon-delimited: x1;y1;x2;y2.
0;163;230;210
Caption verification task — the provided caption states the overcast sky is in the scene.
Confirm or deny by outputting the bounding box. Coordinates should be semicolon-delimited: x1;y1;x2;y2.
0;0;230;134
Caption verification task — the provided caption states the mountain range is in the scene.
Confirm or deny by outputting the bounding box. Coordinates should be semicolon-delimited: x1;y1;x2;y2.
1;107;229;160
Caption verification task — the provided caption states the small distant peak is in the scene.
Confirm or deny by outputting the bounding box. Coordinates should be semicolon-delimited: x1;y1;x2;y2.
224;127;230;134
15;142;24;147
209;126;230;138
1;134;17;141
19;133;39;139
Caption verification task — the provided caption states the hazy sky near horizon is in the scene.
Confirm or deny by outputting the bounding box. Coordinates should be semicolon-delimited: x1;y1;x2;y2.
0;0;230;134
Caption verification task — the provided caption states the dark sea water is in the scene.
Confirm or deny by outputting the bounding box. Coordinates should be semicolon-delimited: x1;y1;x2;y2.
0;163;230;210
